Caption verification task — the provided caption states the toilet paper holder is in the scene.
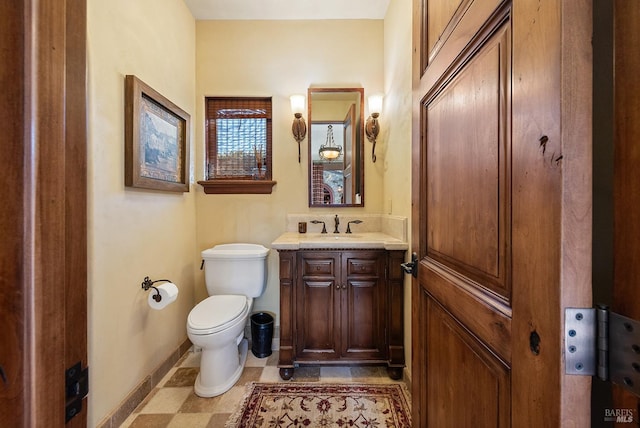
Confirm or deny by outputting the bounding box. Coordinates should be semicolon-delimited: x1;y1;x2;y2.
141;276;172;302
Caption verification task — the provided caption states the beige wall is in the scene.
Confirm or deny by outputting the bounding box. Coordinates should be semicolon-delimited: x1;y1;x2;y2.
87;0;196;425
86;2;413;423
382;0;414;379
194;20;386;318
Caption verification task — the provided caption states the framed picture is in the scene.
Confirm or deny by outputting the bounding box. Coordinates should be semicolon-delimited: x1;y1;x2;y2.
125;75;190;192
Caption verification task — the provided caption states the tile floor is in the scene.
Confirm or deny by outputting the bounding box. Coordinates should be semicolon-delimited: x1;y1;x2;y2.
121;348;410;428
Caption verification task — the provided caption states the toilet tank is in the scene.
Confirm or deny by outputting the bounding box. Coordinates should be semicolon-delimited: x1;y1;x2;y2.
201;243;269;297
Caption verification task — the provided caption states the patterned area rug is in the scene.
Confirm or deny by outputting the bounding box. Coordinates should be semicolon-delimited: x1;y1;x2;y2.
226;382;411;427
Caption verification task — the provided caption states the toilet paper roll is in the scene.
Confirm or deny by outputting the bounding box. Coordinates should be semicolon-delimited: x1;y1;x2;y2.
148;282;179;310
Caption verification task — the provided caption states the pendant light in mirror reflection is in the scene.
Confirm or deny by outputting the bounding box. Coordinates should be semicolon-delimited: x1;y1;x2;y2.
318;124;343;160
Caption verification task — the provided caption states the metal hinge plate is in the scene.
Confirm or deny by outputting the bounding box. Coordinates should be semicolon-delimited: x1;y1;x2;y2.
565;307;640;397
565;308;597;375
65;362;89;423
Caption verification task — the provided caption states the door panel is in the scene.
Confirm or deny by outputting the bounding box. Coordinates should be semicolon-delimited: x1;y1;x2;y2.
425;21;511;300
342;252;386;359
424;295;510;427
297;253;340;360
297;279;340;359
418;0;504;76
342;279;386;359
425;0;466;60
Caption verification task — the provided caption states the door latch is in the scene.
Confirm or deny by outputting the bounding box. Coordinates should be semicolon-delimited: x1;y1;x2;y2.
565;306;640;397
401;252;418;278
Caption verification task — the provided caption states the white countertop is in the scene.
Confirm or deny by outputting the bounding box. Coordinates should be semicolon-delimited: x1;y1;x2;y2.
271;232;409;251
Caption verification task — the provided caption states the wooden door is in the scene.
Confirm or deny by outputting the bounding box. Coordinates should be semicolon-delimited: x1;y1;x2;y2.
296;252;341;360
411;0;592;426
612;0;640;422
0;0;87;426
343;105;356;204
341;251;387;360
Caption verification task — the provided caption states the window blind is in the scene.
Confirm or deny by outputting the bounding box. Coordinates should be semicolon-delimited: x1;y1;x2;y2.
205;97;272;180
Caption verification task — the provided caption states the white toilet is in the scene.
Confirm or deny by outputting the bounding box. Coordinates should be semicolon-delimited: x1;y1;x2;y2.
187;243;269;397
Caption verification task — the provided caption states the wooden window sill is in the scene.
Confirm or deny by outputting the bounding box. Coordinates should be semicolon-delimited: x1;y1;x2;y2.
197;180;277;194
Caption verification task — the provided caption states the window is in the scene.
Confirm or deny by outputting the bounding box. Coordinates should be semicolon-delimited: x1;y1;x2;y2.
198;97;276;194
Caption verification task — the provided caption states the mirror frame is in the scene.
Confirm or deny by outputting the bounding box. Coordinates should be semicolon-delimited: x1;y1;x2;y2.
307;87;365;207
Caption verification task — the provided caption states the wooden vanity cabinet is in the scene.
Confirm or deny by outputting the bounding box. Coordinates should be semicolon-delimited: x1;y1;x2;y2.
277;249;405;380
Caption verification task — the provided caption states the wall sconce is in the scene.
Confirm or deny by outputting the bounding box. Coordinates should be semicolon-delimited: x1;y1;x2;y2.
290;94;307;163
365;94;383;163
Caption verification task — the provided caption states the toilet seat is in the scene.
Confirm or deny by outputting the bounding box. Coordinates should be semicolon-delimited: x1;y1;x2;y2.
187;295;248;335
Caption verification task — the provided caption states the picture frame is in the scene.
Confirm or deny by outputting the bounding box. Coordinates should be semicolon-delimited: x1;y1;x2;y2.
125;75;190;192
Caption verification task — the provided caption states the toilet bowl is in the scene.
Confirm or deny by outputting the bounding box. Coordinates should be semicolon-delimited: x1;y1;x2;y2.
187;295;252;397
187;243;269;397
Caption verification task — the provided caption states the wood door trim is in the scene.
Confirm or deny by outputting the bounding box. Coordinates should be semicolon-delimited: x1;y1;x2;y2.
612;0;640;417
65;1;89;426
28;1;68;423
558;0;593;422
0;1;88;425
510;0;593;425
0;1;30;423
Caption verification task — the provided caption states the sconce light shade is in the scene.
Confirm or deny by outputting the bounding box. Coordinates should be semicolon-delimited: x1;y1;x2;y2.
290;94;305;115
290;95;307;163
365;94;383;163
368;93;383;115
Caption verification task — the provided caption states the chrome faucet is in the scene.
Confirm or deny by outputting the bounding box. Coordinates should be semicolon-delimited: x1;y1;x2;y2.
333;214;340;233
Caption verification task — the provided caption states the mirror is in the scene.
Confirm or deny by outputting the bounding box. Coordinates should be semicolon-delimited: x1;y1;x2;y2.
308;87;364;207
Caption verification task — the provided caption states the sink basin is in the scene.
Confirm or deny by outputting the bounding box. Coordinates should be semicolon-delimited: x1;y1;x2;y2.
297;233;377;249
271;231;408;251
307;234;362;240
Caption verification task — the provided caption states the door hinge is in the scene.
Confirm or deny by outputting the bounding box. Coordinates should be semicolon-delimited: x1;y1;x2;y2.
65;362;89;423
565;306;640;397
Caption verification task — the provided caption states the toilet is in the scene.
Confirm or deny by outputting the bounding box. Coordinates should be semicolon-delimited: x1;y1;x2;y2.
187;243;269;397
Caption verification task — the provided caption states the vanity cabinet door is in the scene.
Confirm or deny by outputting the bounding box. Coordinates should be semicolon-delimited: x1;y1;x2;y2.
295;252;341;360
340;251;387;360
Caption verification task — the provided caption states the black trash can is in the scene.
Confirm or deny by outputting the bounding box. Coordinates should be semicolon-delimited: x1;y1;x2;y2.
250;312;274;358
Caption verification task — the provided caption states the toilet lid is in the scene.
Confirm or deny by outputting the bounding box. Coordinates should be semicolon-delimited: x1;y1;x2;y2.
188;295;247;334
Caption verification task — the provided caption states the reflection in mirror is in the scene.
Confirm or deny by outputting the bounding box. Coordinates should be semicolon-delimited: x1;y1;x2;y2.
308;88;364;207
